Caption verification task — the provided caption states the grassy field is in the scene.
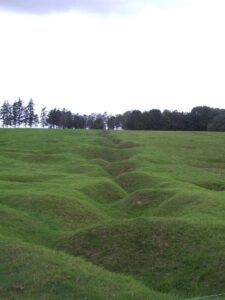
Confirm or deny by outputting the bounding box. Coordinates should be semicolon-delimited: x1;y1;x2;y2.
0;129;225;299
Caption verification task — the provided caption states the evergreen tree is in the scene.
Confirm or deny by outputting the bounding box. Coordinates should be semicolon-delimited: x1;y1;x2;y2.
25;99;36;127
0;101;12;127
40;107;48;128
12;99;24;127
34;113;39;127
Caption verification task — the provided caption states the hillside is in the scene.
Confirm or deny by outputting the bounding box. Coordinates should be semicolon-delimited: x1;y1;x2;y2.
1;129;225;299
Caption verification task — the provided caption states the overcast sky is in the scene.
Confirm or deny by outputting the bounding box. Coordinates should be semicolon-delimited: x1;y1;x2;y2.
0;0;224;114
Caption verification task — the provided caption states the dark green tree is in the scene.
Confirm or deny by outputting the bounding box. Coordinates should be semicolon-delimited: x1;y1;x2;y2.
0;101;12;127
60;109;73;129
72;114;86;129
208;111;225;131
12;99;24;127
114;114;122;129
190;106;218;131
107;116;116;130
122;110;143;130
148;109;162;130
89;114;105;129
40;107;48;128
24;99;36;127
47;109;61;128
93;117;105;129
162;110;189;130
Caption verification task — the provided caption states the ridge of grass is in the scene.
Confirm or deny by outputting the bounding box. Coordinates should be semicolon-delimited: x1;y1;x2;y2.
57;217;225;297
0;235;181;300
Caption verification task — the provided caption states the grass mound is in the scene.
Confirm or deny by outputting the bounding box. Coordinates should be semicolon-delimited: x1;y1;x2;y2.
66;163;109;177
91;158;110;167
21;153;66;164
118;141;140;149
115;188;175;216
0;173;60;183
85;145;136;162
0;192;107;230
58;218;225;297
106;160;136;176
154;189;225;221
0;236;179;300
0;204;58;246
81;179;127;203
197;181;225;191
116;171;166;193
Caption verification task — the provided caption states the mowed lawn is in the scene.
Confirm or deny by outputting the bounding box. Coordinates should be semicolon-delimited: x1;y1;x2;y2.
0;129;225;299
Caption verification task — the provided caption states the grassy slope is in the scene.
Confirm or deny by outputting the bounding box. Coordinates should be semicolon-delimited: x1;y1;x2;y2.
1;129;225;299
1;235;176;300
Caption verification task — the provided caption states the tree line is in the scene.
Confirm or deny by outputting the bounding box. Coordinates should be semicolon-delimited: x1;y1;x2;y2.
0;99;225;131
0;99;39;128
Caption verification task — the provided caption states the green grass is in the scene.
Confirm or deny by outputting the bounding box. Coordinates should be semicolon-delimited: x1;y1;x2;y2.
1;129;225;299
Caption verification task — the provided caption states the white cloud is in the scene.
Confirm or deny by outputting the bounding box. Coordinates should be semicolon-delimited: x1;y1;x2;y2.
0;0;177;14
0;0;224;114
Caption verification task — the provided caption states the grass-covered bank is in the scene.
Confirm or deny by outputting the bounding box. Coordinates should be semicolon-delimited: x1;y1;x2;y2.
1;129;225;299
